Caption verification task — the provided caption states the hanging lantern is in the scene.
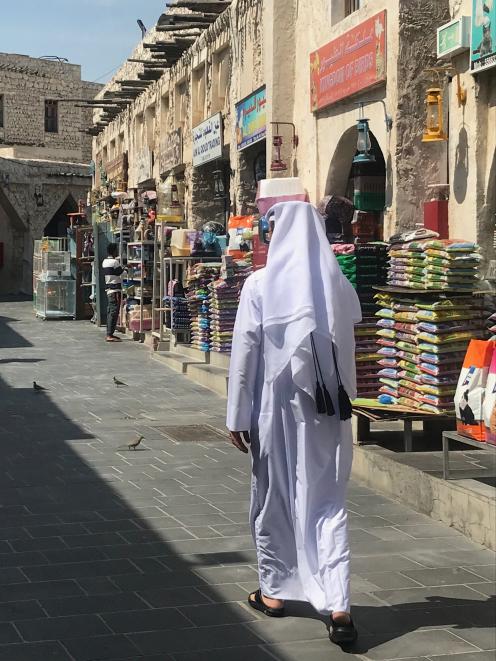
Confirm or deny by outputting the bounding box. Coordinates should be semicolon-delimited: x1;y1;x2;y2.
422;87;447;142
213;167;226;200
170;183;181;209
353;118;375;164
270;134;287;172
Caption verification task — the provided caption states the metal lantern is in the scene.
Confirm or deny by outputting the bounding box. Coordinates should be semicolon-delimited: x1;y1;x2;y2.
422;87;447;142
170;183;181;209
270;134;287;172
213;167;226;200
353;118;376;164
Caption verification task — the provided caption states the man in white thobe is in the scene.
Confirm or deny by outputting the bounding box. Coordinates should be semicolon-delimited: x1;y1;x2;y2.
226;200;361;645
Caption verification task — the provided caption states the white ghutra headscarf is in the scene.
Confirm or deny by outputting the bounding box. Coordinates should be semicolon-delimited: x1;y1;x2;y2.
261;201;361;398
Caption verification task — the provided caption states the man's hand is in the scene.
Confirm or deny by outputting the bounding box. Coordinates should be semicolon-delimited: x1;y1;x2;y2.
229;430;251;454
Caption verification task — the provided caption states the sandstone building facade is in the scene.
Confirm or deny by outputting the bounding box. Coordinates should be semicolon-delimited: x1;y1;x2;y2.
92;0;495;265
0;53;100;294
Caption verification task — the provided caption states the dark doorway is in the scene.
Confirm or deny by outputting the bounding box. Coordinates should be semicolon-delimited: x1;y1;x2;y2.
43;195;78;237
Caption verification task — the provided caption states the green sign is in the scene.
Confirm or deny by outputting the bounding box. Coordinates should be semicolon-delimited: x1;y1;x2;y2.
438;23;460;55
437;17;470;59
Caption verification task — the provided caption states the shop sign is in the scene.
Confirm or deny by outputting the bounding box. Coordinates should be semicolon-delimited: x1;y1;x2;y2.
471;0;496;73
135;148;153;184
105;153;127;182
159;129;183;174
437;17;471;59
235;86;267;151
310;11;387;112
192;113;223;166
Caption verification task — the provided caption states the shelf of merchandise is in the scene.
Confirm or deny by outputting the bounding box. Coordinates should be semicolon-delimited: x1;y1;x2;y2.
151;220;184;346
125;241;155;340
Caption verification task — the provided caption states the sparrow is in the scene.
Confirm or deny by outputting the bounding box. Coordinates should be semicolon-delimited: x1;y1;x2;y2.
113;376;128;387
33;381;47;392
128;435;144;450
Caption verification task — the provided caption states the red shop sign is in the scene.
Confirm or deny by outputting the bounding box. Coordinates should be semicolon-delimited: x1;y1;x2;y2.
310;11;387;112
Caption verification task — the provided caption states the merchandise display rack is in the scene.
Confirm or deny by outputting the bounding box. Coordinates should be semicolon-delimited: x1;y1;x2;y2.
126;240;155;341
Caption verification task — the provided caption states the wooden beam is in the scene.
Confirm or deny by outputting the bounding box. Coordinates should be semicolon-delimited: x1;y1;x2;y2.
156;23;210;31
170;0;231;12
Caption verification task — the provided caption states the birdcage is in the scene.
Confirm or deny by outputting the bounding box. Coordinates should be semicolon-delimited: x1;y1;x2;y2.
40;251;71;277
35;277;76;320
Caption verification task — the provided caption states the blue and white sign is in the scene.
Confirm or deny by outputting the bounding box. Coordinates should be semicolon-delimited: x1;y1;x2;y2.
192;113;223;167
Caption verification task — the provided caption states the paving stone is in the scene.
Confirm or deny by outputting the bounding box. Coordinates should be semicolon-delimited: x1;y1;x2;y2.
172;646;276;661
401;567;490;587
192;565;258;585
0;580;84;602
0;622;21;644
0;642;72;661
447;626;496;651
0;567;28;585
355;571;422;590
10;536;67;552
61;634;141;661
263;639;364;660
137;587;211;608
40;592;147;616
357;629;479;659
179;602;257;627
22;558;138;581
371;584;490;609
462;565;496;581
0;601;46;622
428;653;496;661
102;607;191;633
14;613;111;641
129;624;264;655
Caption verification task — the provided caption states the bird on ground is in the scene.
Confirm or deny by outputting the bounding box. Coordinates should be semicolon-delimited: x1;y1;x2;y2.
33;381;47;392
113;376;128;387
128;435;144;450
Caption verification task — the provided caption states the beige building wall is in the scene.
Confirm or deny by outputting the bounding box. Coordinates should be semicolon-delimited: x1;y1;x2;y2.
93;0;265;225
446;0;496;261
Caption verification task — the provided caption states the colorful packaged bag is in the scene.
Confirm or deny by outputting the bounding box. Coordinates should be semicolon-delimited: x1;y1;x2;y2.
483;350;496;446
454;340;495;441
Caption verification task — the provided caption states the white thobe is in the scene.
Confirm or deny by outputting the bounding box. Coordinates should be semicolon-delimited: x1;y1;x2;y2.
226;268;354;614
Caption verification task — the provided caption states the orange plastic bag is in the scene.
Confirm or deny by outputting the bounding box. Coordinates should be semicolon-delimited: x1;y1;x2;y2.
454;340;496;441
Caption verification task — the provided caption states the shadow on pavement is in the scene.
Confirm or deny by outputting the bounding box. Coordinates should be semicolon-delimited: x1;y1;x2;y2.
0;301;494;661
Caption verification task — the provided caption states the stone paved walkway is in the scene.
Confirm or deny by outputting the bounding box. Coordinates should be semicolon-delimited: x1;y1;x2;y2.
0;300;494;661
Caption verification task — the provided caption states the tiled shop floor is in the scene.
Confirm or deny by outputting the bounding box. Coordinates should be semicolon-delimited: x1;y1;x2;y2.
0;301;494;660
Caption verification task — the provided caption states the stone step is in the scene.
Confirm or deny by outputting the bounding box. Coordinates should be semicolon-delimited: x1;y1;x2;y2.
209;351;230;370
186;363;229;397
169;342;209;363
152;351;205;375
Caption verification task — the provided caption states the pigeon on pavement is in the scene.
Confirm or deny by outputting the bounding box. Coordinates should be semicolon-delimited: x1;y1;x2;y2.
33;381;47;392
128;435;144;450
113;376;128;387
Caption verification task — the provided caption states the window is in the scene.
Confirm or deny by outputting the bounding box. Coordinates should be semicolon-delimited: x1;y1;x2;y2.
175;82;187;130
135;113;144;150
161;94;170;133
192;65;206;126
145;104;156;149
44;100;58;133
212;48;230;114
345;0;362;16
0;95;4;128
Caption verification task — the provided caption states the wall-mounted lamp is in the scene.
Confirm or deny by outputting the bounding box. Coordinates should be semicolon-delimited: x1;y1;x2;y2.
34;185;44;207
213;165;226;200
270;122;299;173
422;87;447;142
170;182;181;209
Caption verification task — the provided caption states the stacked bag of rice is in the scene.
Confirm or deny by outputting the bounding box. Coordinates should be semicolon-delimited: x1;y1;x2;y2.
374;292;485;413
388;238;481;290
387;241;426;288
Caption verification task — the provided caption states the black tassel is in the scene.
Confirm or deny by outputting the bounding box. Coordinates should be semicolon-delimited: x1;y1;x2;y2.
337;385;353;421
323;384;335;417
315;382;326;414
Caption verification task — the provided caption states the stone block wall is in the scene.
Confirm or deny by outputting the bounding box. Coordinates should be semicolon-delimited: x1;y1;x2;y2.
0;53;100;163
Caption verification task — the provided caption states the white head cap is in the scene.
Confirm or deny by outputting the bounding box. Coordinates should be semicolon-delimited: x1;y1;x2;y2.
256;177;308;215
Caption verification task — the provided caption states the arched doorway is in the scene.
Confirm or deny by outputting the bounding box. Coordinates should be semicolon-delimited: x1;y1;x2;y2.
43;195;78;237
325;125;386;241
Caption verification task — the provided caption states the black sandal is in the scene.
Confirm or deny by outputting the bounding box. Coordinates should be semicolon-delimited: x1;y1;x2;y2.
248;589;285;618
330;616;358;645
